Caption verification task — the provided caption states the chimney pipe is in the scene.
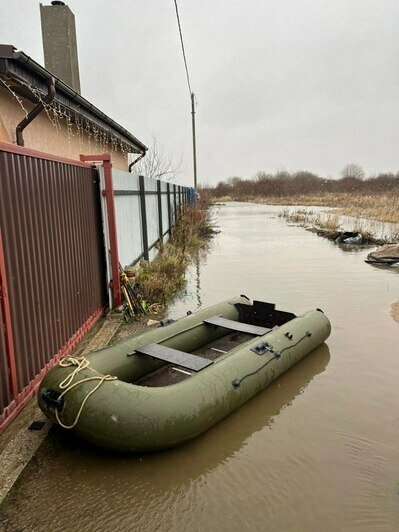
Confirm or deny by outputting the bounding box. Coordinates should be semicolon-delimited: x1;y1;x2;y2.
39;2;81;93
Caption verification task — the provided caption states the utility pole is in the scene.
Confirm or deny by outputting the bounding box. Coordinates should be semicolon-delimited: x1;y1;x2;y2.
191;92;197;190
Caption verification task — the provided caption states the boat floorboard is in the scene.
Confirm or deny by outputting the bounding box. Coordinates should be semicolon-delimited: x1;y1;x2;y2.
136;332;253;387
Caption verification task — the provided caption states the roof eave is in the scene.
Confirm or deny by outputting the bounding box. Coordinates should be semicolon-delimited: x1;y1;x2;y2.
0;44;147;154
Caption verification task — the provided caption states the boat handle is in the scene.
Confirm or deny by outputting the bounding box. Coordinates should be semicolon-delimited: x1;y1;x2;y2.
250;341;281;358
40;388;65;411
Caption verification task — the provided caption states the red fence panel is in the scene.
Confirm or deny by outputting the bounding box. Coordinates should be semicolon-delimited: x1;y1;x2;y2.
0;143;107;430
0;300;12;417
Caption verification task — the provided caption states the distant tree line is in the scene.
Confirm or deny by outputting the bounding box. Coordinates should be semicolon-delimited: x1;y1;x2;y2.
206;164;399;198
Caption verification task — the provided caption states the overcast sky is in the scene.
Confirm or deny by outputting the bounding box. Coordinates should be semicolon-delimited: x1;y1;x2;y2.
1;0;399;186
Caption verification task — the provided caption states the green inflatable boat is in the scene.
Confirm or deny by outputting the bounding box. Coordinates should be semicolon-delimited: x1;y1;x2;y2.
38;296;331;452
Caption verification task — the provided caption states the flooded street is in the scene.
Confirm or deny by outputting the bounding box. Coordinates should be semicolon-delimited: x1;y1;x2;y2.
4;202;399;531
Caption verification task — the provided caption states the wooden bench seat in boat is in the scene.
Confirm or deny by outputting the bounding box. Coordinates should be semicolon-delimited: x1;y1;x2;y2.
203;316;271;336
134;343;213;372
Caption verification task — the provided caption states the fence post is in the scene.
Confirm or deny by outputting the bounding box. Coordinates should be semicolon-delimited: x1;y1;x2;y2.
0;229;19;399
139;175;149;260
80;153;121;308
157;180;163;245
103;159;121;307
173;185;177;222
167;183;172;235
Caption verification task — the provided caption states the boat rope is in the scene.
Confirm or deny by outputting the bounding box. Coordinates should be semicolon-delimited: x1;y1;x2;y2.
232;332;312;389
55;356;117;430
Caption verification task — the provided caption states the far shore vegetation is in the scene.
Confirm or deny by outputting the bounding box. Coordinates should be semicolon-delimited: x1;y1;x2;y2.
207;164;399;225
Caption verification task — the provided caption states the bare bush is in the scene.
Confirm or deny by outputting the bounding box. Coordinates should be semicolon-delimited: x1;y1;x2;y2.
207;168;398;199
341;163;365;181
130;136;182;181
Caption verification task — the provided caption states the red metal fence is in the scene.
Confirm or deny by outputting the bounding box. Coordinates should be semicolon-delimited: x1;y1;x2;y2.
0;285;12;418
0;143;107;431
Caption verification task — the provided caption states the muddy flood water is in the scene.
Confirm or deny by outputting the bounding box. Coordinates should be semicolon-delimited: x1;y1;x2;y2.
3;202;399;531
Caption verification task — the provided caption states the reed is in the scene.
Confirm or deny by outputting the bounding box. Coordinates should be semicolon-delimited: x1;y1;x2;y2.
255;193;399;224
137;246;188;306
280;207;396;245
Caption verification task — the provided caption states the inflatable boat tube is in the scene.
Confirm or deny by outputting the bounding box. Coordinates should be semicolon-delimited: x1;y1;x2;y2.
38;296;331;452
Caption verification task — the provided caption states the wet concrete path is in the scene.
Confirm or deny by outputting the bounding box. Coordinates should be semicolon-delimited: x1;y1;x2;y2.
2;202;399;531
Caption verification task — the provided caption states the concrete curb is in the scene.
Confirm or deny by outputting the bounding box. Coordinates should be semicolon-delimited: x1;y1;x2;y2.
0;406;50;506
81;315;122;355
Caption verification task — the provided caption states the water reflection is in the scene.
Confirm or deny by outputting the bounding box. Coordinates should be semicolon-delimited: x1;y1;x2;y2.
54;343;329;471
335;243;375;254
194;249;202;309
176;248;208;313
366;262;399;274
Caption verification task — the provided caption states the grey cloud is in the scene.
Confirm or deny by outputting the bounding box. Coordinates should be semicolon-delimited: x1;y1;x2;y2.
1;0;398;185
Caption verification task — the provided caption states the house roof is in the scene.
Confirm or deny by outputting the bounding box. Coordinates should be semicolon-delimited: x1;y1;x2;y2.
0;44;147;155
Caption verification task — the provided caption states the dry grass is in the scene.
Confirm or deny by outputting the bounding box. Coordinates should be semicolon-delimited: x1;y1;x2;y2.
209;169;399;224
136;199;217;307
172;200;218;252
280;207;397;245
391;301;399;325
243;193;399;224
279;209;340;231
136;246;188;306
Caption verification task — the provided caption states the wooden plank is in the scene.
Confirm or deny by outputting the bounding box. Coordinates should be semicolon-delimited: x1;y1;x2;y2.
203;316;271;336
135;343;213;372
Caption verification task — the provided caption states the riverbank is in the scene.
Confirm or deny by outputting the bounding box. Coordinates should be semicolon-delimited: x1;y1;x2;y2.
212;194;399;248
277;208;398;246
213;193;399;225
391;300;399;325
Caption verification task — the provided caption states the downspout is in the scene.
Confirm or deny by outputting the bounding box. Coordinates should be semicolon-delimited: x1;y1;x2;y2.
15;76;56;146
128;152;145;173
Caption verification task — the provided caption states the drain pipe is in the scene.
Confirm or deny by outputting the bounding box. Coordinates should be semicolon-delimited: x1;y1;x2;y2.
15;76;56;146
128;153;145;173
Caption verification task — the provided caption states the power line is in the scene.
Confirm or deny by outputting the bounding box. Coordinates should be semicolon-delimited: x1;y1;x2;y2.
172;0;198;189
173;0;193;97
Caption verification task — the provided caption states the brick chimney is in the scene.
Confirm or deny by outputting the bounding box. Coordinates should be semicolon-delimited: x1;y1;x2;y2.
39;1;81;93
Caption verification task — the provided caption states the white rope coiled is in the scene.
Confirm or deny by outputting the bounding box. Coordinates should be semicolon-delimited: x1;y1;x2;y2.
55;356;117;430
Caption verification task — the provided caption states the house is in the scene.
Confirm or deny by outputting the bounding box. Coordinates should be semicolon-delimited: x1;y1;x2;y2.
0;2;146;169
